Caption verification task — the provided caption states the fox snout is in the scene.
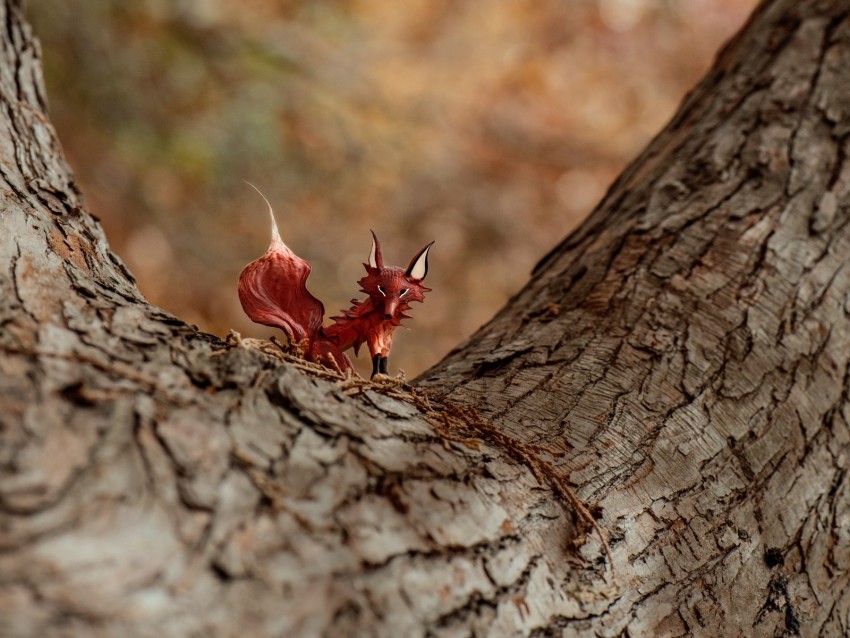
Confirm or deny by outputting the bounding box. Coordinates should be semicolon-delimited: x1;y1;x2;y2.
384;298;398;320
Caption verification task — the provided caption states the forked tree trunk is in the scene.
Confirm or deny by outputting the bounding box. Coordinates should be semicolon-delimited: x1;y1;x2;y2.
2;0;849;636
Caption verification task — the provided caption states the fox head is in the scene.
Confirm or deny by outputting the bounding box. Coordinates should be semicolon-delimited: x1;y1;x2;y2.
359;231;433;322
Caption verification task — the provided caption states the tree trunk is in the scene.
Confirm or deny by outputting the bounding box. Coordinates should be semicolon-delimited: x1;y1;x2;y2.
2;0;849;636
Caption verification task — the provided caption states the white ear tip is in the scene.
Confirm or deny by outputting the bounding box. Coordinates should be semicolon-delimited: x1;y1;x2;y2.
408;243;432;280
368;235;378;268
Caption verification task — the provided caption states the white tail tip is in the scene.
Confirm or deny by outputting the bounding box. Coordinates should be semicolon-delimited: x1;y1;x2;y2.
243;179;282;247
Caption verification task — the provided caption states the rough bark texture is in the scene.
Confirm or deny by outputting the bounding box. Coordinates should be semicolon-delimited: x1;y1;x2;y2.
1;0;849;636
420;2;850;634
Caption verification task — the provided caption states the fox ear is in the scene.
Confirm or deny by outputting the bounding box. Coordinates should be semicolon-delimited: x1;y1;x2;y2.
405;241;434;280
368;230;384;269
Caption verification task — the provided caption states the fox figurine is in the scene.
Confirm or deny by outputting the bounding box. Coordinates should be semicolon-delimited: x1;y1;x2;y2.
238;186;433;378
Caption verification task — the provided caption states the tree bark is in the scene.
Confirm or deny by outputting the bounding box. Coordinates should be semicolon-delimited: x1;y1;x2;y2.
2;0;849;636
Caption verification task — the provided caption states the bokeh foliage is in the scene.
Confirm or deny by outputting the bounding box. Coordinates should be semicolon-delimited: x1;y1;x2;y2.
27;0;757;377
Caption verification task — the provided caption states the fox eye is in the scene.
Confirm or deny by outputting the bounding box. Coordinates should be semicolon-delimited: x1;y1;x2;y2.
377;285;386;297
399;288;409;297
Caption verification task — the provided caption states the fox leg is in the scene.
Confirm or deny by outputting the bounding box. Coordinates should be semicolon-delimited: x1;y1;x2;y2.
370;353;390;378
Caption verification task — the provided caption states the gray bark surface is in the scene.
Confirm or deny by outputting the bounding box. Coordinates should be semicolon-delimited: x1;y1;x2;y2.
1;0;849;636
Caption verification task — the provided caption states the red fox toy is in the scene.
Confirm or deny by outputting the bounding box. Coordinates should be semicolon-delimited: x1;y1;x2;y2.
238;187;433;378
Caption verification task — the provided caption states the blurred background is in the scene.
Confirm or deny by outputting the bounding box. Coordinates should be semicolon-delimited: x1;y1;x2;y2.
27;0;758;378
